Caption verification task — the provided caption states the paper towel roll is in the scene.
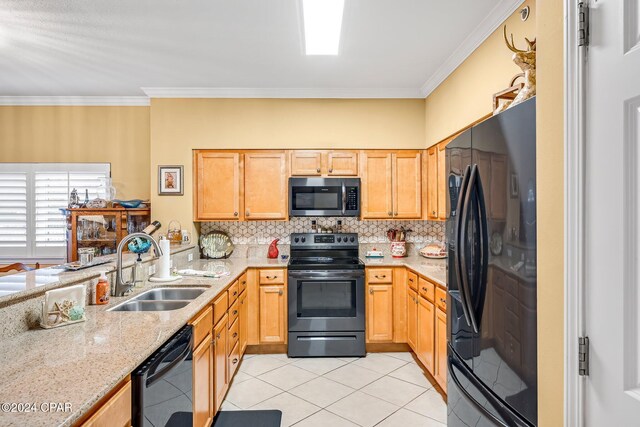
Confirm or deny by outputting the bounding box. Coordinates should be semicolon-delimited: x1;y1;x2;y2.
157;239;171;279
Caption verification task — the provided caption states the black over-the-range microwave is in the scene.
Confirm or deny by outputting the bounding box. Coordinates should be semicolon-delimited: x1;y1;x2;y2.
288;177;360;217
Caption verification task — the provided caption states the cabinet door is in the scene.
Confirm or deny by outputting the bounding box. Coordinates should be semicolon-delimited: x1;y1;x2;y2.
291;151;322;176
213;314;229;412
393;151;422;219
259;285;286;343
490;154;508;220
81;379;131;427
244;152;288;220
239;291;248;356
437;143;447;219
435;308;447;391
361;152;393;219
327;151;358;176
194;151;241;220
193;334;213;427
366;284;394;342
426;146;439;220
407;288;418;352
417;296;435;374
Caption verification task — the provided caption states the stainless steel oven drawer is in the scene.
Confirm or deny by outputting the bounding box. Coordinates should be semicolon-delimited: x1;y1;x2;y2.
287;331;365;357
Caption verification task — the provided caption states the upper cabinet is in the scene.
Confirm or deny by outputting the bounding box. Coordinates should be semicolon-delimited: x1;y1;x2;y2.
194;150;288;221
426;146;439;220
393;151;422;219
194;151;242;220
244;151;288;220
290;150;358;176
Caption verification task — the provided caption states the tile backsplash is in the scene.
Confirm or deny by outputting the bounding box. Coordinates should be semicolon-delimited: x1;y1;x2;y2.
200;217;445;244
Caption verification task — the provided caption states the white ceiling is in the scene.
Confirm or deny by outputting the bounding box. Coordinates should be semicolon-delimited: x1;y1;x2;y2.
0;0;521;101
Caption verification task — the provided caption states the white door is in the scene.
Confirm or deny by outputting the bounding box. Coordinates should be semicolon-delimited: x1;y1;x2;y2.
584;0;640;424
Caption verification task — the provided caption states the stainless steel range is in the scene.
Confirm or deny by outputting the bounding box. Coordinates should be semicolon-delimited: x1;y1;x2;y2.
287;233;366;357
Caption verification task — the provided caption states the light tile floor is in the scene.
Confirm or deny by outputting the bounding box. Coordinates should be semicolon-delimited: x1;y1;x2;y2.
221;352;447;427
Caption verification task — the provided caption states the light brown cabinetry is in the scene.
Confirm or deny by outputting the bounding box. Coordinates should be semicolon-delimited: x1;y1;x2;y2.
194;151;242;220
407;288;418;352
244;151;288;220
259;285;287;343
417;294;435;373
213;313;229;412
361;151;421;219
435;306;447;391
290;150;358;176
80;377;131;427
239;290;248;355
366;268;394;343
437;144;447;219
193;335;213;427
426;146;439;219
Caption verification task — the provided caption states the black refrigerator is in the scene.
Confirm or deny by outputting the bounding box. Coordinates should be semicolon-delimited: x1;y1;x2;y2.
446;98;537;427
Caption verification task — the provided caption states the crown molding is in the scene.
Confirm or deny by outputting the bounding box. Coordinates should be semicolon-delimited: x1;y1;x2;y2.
419;0;525;98
141;87;423;99
0;96;150;106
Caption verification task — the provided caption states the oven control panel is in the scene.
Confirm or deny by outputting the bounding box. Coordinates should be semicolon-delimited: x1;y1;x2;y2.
291;233;358;248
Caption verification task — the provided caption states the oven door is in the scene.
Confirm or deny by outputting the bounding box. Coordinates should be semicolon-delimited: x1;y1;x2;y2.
288;270;365;332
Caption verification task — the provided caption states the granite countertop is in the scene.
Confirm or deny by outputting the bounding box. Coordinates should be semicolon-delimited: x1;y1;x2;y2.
0;244;196;306
362;255;447;287
0;255;439;426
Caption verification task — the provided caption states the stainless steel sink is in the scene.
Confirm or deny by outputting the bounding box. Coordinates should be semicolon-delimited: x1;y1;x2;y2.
108;300;190;312
107;287;207;312
132;287;206;301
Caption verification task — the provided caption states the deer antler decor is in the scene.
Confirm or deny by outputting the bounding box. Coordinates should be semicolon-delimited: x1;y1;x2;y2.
495;26;536;113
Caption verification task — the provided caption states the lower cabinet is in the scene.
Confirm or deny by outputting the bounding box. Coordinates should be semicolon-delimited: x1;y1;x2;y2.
407;288;418;352
80;377;131;427
259;285;286;343
193;334;214;427
239;290;248;355
434;307;447;391
366;283;394;342
213;313;229;413
417;295;435;373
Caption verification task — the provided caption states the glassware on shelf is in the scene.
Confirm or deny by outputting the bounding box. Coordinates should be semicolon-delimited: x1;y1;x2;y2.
78;248;95;266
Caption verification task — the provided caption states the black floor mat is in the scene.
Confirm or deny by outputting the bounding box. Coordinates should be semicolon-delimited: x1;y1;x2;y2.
213;410;282;427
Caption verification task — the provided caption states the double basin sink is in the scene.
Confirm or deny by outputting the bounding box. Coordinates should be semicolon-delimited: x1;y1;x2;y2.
108;287;206;312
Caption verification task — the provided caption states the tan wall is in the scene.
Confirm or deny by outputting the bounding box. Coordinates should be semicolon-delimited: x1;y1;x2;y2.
424;0;536;146
149;98;425;233
536;0;564;425
0;106;150;200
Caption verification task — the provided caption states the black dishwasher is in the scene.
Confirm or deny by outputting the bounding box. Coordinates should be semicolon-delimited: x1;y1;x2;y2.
132;325;194;427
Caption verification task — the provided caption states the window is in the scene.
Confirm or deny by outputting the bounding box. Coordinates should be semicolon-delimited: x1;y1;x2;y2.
0;163;111;262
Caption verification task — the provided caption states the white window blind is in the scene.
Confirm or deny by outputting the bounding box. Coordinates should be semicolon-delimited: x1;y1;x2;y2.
0;163;110;262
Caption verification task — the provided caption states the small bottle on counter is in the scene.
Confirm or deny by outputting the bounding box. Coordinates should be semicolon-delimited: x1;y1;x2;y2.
91;272;110;305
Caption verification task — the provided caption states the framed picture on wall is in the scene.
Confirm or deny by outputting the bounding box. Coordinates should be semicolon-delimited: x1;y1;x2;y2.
158;165;184;196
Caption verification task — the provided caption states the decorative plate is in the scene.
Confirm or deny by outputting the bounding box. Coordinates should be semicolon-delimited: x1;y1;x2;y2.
200;231;234;259
490;232;503;256
419;242;447;259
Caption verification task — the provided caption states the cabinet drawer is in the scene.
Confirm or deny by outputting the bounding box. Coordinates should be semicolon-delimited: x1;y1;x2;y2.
229;298;239;326
228;318;239;354
435;287;447;312
190;306;213;348
418;277;435;302
259;269;285;285
213;292;229;326
407;271;418;291
238;272;248;294
228;280;240;304
228;341;241;379
367;268;393;284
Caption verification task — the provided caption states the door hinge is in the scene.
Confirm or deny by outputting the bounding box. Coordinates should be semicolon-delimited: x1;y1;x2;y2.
579;336;590;376
578;1;589;47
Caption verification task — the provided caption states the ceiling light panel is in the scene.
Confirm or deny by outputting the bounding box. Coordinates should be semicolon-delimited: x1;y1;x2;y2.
302;0;344;55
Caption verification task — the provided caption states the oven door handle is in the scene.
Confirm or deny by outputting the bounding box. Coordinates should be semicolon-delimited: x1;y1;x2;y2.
289;272;364;279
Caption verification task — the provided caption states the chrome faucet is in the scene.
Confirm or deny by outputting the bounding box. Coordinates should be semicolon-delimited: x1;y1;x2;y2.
113;232;163;296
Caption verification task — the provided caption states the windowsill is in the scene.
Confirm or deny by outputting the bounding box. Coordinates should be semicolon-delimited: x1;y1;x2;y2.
0;258;65;266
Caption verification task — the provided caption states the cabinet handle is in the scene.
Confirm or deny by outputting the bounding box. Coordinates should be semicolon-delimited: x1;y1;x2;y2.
242;281;246;285
266;275;276;279
432;210;436;215
233;291;238;296
233;310;238;315
369;288;374;294
233;358;239;364
388;211;392;216
233;332;238;338
329;168;333;173
246;210;250;217
316;168;321;173
422;287;428;292
409;278;414;282
375;275;386;279
278;290;283;295
234;211;238;217
394;212;398;216
216;333;221;340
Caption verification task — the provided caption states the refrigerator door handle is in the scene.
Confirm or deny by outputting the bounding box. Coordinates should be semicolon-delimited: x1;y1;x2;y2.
454;165;474;329
448;354;520;427
459;164;479;333
472;168;489;324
